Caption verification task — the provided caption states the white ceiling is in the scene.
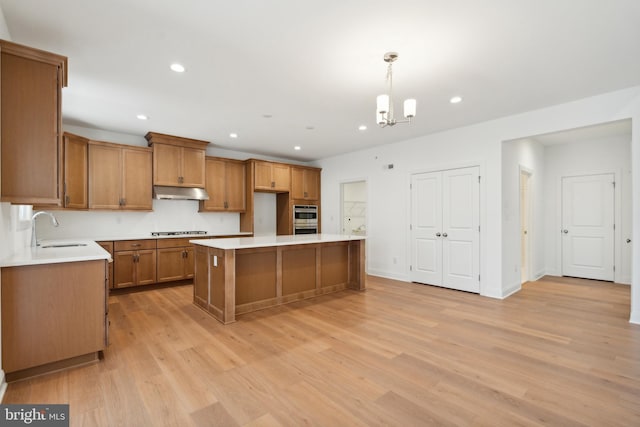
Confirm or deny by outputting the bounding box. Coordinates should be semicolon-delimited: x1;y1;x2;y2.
2;1;640;161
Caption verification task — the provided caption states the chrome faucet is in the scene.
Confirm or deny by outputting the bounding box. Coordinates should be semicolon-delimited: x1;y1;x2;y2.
31;211;60;247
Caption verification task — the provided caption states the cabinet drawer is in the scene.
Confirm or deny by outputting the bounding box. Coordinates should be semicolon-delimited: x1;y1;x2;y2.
114;239;156;251
156;238;191;249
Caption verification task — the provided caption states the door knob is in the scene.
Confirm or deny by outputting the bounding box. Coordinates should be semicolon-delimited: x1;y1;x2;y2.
627;239;632;243
563;229;568;234
436;232;441;237
442;232;448;238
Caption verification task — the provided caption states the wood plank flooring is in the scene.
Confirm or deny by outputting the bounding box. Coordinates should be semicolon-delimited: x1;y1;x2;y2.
3;275;639;426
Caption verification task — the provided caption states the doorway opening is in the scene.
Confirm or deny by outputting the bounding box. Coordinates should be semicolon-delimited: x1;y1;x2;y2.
341;180;367;236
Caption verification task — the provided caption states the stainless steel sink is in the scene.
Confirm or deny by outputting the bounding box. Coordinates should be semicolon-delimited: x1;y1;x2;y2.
40;243;88;248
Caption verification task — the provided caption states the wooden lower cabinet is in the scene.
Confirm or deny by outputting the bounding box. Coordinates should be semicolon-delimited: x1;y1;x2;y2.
157;247;194;282
97;241;114;288
113;239;157;288
114;249;156;288
1;260;107;379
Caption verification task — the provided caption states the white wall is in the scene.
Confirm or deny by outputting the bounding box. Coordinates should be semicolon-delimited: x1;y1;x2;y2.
543;136;632;283
501;138;545;295
252;193;277;236
319;85;640;317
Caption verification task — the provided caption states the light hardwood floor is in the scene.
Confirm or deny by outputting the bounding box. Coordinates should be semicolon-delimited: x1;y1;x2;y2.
3;275;639;426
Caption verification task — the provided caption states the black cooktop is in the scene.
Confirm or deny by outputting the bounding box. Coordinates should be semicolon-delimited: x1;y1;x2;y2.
151;231;208;236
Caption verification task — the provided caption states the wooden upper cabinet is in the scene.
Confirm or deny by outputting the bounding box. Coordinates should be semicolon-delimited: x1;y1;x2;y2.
253;160;290;192
200;157;246;212
88;141;152;210
63;132;88;209
291;167;321;201
145;132;209;188
0;40;68;205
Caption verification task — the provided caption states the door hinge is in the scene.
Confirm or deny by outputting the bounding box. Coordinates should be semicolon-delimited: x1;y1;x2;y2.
478;274;480;281
614;224;616;230
410;265;412;271
613;181;616;188
410;183;412;190
478;176;481;183
613;265;616;272
478;226;480;232
410;224;412;230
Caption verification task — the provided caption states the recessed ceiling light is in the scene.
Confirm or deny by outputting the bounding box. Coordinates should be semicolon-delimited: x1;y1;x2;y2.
450;96;463;104
294;146;301;151
262;114;273;119
170;63;185;73
305;126;315;130
136;114;148;120
229;133;238;138
358;125;367;131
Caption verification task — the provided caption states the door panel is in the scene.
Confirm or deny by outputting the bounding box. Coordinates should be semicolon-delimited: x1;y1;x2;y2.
561;174;614;281
442;167;480;292
411;172;442;285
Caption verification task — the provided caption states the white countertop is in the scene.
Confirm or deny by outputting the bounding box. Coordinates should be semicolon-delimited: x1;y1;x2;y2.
0;240;111;268
63;231;253;242
191;233;366;250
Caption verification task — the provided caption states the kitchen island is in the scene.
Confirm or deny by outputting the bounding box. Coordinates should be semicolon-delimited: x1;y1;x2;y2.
191;234;366;324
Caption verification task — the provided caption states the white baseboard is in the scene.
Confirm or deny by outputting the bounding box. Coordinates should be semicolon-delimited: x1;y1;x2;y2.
0;369;7;403
630;310;640;325
366;269;410;283
532;269;546;281
501;283;522;299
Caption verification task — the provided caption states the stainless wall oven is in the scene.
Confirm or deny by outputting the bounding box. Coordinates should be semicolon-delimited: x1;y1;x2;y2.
293;204;318;234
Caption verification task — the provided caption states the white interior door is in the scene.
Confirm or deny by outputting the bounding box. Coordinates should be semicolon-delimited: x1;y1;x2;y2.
561;174;614;281
410;172;442;285
442;167;480;293
411;166;479;293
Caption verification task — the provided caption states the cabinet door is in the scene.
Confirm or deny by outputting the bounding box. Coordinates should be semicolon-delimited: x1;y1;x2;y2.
157;247;187;282
201;158;226;210
184;247;195;279
304;169;320;200
291;168;319;200
89;143;121;209
153;143;182;186
181;147;206;187
272;164;291;191
64;134;88;208
122;148;152;210
226;161;246;211
1;51;61;205
254;161;274;190
291;168;305;199
114;251;136;288
136;249;157;285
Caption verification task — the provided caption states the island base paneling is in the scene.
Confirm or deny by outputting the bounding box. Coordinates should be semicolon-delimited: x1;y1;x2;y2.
193;238;365;324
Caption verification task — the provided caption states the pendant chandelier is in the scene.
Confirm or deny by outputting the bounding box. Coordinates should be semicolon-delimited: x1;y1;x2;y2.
376;52;416;127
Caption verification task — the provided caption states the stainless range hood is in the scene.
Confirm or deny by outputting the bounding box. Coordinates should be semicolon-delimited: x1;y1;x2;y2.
153;186;209;200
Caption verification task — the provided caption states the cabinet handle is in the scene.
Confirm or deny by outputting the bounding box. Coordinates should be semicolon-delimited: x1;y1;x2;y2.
271;181;275;188
65;195;70;206
178;176;184;184
304;191;308;198
131;243;141;248
224;201;228;209
436;232;441;237
442;232;448;238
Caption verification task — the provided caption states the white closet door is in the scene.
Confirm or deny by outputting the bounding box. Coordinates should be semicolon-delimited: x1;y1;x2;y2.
561;174;614;281
410;171;442;285
442;167;480;293
411;166;480;293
